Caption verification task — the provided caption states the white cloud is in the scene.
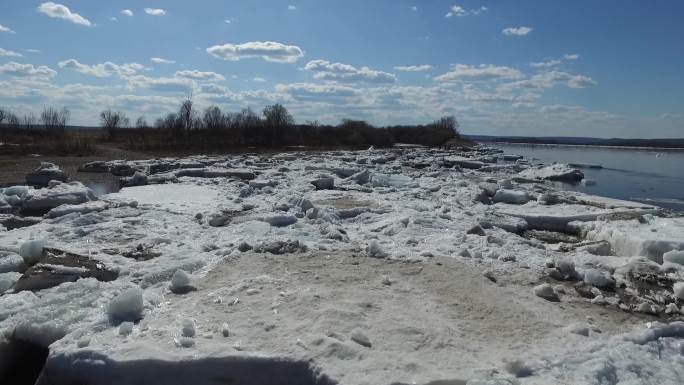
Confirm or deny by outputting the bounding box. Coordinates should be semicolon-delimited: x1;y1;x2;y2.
144;8;167;16
207;41;304;63
126;75;194;93
304;59;396;84
446;5;487;18
175;70;225;81
0;48;23;57
567;74;596;88
150;57;175;64
394;64;432;72
121;10;134;17
110;17;117;22
288;5;297;11
412;6;418;11
0;62;57;79
37;2;92;26
24;49;41;54
564;53;580;60
275;83;358;101
0;24;15;34
253;77;266;82
530;59;561;68
434;64;524;82
502;26;533;36
58;59;145;78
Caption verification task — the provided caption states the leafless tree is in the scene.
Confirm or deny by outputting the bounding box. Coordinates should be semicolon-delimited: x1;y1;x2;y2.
434;116;460;136
100;109;129;138
178;95;196;134
135;116;148;129
23;112;38;133
40;106;70;137
263;104;294;146
203;105;224;131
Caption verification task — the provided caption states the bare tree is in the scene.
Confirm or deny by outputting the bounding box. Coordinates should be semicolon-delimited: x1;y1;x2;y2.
263;104;294;146
135;116;148;129
40;106;70;137
203;105;224;131
434;116;460;136
0;107;6;126
178;95;196;134
23;112;38;133
100;109;129;138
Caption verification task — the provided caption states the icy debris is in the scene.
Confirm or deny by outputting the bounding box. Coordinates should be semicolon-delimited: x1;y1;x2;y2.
14;320;67;347
289;197;314;213
249;179;276;189
367;240;388;258
369;173;412;188
78;160;110;173
46;200;108;218
19;239;45;265
517;163;584;182
381;275;392;286
253;240;306;255
170;270;196;294
350;329;372;348
0;252;26;273
22;181;97;213
181;319;196;337
0;272;21;292
493;189;532;204
503;360;533;378
4;185;29;198
311;176;335;190
107;287;144;324
548;259;581;281
175;336;195;348
348;169;370;185
221;323;231;337
479;213;528;234
583;269;615;288
533;283;560;302
663;250;684;266
208;213;231;227
262;215;297;227
118;322;134;336
237;242;252;252
565;323;591;337
25;162;67;187
120;171;148;188
466;224;486;236
674;282;684;301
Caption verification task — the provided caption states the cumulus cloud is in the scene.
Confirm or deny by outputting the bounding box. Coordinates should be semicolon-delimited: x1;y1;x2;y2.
174;70;225;81
0;61;57;79
37;2;92;26
304;59;396;84
434;64;523;82
502;26;533;36
121;10;134;17
446;5;487;18
126;75;194;93
0;24;15;34
564;53;580;60
394;64;433;72
144;8;167;16
499;70;597;92
0;48;23;57
150;57;175;64
207;41;304;63
567;75;596;88
276;83;358;101
58;59;145;78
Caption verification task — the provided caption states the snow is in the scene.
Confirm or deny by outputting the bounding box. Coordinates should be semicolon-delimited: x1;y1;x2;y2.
0;147;683;384
493;189;533;204
22;181;97;212
169;270;194;294
517;163;584;182
663;250;684;266
107;287;144;324
582;217;684;263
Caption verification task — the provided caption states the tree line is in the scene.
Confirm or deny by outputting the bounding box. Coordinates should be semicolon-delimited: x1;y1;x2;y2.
0;100;460;154
100;98;460;151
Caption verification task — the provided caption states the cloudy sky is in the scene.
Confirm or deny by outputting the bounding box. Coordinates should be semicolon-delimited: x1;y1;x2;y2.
0;1;683;138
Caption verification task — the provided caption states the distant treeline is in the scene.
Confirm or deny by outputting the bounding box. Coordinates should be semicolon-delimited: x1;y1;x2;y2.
101;99;460;151
0;100;461;155
468;135;684;149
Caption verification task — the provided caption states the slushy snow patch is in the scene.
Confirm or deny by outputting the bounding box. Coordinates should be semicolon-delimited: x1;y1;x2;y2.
107;287;144;324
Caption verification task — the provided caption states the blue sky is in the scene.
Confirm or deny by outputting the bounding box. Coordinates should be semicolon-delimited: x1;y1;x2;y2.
0;1;683;138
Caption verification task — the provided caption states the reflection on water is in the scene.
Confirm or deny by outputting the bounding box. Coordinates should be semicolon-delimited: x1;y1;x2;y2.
494;143;684;211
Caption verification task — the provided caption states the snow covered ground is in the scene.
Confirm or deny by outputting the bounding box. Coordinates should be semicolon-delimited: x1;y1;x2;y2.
1;146;684;384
